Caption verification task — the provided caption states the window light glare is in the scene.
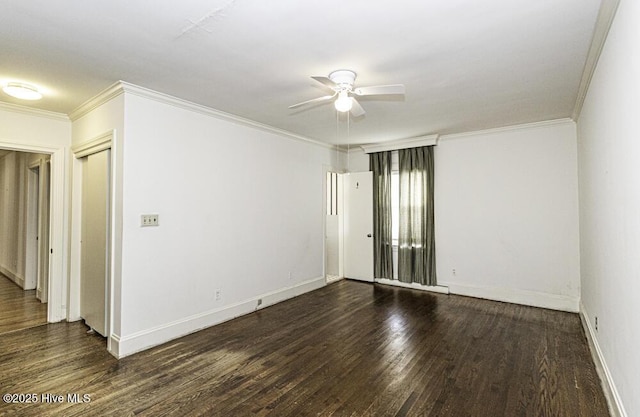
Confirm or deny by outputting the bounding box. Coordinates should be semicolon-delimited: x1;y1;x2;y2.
2;82;43;100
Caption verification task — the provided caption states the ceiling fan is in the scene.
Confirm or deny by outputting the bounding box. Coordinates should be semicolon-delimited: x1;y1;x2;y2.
289;70;405;117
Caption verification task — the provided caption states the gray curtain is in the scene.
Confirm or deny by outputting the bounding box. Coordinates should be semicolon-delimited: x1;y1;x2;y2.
398;146;436;285
370;152;394;279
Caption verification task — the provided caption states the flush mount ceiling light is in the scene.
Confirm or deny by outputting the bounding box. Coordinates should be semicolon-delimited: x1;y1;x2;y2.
2;82;43;100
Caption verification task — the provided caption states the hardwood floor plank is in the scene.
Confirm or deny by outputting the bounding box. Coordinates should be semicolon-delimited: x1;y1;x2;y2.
0;274;47;334
0;280;609;416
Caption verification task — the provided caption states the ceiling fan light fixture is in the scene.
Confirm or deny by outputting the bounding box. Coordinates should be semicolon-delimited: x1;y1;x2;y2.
2;82;43;100
334;91;352;113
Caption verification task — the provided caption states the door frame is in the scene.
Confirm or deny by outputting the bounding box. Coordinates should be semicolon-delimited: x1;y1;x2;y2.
0;141;67;323
342;171;374;282
322;165;344;283
26;158;51;300
25;161;41;291
70;131;116;352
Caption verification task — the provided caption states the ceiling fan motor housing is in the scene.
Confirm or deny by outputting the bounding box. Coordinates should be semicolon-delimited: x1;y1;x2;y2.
329;70;357;90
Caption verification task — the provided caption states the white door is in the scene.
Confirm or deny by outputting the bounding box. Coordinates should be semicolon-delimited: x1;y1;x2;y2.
80;149;110;336
343;171;374;282
25;166;40;290
38;161;50;303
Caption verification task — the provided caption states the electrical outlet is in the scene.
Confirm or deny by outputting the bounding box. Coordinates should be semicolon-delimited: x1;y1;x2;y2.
215;289;221;301
595;316;598;332
141;214;159;227
452;268;456;275
257;299;262;307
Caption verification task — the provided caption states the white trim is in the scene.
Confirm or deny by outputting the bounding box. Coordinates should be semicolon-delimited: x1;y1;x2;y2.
0;141;60;154
442;282;579;312
71;131;113;158
27;159;41;169
361;134;439;154
112;276;326;358
0;140;68;323
70;130;118;355
25;161;41;292
326;275;342;284
69;81;334;150
109;334;122;359
0;265;24;288
0;139;69;323
0;101;69;122
572;0;621;121
439;118;575;142
375;278;449;294
47;148;68;322
580;302;627;417
68;83;124;122
322;164;343;284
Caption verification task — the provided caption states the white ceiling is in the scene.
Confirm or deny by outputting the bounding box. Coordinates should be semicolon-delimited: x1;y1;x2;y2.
1;0;602;145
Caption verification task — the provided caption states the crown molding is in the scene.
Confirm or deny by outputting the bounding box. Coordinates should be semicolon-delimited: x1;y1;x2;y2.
0;101;69;122
70;81;334;150
72;130;113;158
360;134;439;154
438;118;575;142
68;81;124;121
358;118;574;152
572;0;621;121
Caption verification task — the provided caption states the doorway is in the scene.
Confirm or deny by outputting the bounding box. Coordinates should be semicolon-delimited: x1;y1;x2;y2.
342;171;374;282
26;158;51;302
325;170;341;283
79;149;111;337
0;140;68;325
0;151;51;334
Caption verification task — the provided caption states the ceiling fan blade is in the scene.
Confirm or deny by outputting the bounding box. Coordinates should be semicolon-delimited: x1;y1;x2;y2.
350;97;366;117
353;84;405;96
288;93;336;109
311;76;338;90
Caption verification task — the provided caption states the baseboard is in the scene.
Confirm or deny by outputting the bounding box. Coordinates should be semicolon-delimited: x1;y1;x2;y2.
326;275;342;284
374;278;449;295
442;282;579;312
113;276;326;358
579;303;627;417
108;334;122;359
256;276;326;309
0;265;25;289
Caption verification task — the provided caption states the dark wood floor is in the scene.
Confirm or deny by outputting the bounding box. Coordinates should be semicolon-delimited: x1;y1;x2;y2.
0;273;47;335
0;280;608;416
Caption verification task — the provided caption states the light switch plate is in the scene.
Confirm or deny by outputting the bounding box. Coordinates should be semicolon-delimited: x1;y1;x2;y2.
141;214;159;227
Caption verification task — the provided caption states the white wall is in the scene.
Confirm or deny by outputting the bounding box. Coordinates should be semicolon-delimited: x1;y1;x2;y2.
0;151;27;283
99;91;340;356
346;148;369;172
0;106;70;149
577;0;639;415
436;120;581;311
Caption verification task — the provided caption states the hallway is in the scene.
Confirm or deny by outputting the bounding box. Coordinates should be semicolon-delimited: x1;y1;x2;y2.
0;273;47;334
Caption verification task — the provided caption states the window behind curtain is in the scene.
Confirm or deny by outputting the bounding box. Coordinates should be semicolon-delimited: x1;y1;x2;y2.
390;151;399;245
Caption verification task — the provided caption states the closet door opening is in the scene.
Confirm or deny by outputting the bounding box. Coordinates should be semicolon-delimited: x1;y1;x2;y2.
80;149;111;337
